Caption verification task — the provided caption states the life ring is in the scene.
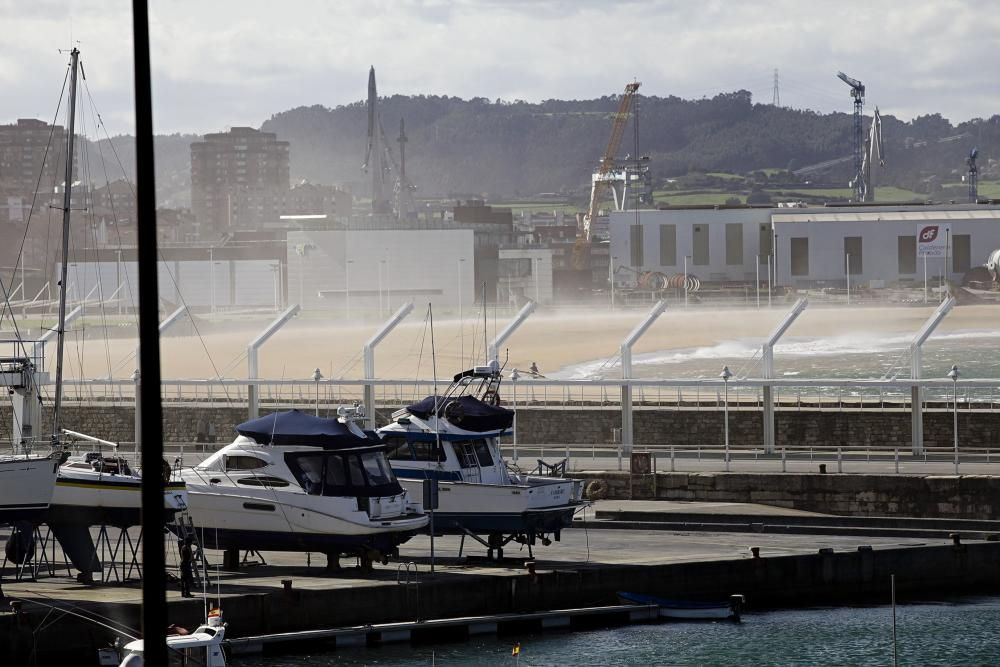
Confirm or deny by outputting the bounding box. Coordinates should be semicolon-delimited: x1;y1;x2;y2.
584;479;610;500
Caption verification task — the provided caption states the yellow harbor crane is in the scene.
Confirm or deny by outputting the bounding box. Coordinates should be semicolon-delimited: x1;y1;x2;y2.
582;81;640;241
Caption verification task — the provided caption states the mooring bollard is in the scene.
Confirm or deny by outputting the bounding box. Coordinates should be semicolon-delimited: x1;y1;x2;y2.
750;546;761;559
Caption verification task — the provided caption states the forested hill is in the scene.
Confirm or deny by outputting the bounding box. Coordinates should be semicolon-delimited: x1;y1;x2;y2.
261;91;1000;198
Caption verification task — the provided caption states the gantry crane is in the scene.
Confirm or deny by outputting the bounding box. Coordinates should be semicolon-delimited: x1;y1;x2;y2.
858;107;884;202
582;81;640;240
837;71;865;202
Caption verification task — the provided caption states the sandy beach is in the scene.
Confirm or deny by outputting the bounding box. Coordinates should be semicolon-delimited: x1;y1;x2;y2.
28;302;1000;382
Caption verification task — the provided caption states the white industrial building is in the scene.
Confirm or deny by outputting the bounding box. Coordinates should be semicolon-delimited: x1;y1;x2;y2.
610;204;1000;289
287;229;474;314
498;247;554;305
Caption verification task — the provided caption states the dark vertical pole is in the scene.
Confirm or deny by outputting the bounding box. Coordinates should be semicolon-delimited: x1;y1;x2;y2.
131;1;167;665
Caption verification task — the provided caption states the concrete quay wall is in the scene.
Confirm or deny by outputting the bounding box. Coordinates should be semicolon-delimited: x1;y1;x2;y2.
576;471;1000;520
13;404;1000;450
7;541;1000;662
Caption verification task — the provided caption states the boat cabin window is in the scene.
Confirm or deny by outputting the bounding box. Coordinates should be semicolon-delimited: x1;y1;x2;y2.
225;455;267;472
411;442;444;462
384;437;412;460
235;476;289;488
361;452;393;486
456;440;493;468
472;440;493;467
285;450;403;498
383;436;445;462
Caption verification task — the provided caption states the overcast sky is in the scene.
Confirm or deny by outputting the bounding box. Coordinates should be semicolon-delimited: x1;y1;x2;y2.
2;0;999;137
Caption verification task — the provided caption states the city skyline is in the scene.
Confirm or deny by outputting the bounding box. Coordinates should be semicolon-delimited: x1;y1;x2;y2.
2;0;999;136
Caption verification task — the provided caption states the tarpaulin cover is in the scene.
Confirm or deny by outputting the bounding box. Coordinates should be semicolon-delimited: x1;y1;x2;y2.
405;395;514;432
236;409;373;448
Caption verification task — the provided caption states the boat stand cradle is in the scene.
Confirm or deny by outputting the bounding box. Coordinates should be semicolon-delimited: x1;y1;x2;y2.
1;523;144;584
457;526;547;562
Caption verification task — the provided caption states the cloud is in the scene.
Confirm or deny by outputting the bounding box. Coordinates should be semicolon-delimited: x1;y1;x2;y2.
1;0;999;135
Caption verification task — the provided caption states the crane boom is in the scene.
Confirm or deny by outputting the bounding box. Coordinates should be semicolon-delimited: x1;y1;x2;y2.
583;81;640;240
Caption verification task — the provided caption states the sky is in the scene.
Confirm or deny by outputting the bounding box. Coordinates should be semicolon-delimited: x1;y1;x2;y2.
2;0;999;137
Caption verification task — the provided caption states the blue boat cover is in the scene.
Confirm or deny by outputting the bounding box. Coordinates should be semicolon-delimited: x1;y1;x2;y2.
236;410;374;448
405;395;514;432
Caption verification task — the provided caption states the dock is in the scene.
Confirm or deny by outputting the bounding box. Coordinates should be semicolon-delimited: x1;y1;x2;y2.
4;497;1000;662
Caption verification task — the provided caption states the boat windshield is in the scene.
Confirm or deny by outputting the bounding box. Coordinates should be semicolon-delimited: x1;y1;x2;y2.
285;450;403;498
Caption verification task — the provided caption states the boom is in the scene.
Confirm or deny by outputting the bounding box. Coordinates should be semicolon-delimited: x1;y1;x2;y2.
583;81;640;240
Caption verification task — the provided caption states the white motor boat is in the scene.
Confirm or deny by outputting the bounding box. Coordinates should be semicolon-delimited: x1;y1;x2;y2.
0;452;61;524
179;410;427;568
112;607;227;667
377;363;585;559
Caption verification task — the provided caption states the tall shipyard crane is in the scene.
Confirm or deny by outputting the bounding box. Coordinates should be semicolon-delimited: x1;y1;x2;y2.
582;81;640;240
837;71;865;202
858;107;884;202
967;148;979;202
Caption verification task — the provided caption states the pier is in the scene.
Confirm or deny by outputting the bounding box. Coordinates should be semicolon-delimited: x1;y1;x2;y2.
5;495;1000;662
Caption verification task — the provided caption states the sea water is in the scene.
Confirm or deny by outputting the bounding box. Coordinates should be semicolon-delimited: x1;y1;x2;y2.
233;597;1000;666
552;329;1000;403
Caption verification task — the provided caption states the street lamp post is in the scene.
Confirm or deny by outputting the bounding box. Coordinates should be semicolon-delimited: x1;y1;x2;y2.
457;258;465;366
948;364;960;474
610;256;617;311
345;260;353;320
721;365;733;471
312;367;323;416
511;368;520;463
534;257;540;304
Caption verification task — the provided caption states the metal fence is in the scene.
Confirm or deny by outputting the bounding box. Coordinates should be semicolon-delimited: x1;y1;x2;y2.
53;376;1000;412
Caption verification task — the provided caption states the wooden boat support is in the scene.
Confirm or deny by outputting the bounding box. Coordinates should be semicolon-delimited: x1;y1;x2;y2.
225;603;661;655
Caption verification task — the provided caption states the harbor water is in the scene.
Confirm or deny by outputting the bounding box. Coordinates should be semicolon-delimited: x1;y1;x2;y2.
233;596;1000;666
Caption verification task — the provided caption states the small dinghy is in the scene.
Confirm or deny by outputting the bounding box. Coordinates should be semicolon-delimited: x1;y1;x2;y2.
618;591;745;622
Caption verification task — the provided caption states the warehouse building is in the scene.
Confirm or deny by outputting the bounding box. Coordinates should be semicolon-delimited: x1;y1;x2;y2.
610;204;1000;289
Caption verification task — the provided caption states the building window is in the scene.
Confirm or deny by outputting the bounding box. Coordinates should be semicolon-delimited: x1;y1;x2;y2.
844;237;863;274
725;224;743;266
499;258;532;278
758;224;772;260
897;236;916;274
659;224;676;266
952;234;971;273
693;225;709;265
630;224;643;267
790;238;809;276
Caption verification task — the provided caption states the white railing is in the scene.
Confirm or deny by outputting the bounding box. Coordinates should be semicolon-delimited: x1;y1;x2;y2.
51;376;1000;411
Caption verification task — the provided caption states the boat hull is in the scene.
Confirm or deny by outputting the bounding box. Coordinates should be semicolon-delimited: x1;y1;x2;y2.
46;472;187;528
398;478;578;536
180;484;426;555
0;455;59;524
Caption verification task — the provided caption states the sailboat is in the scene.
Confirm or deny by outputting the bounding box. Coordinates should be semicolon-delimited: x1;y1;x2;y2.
9;48;187;580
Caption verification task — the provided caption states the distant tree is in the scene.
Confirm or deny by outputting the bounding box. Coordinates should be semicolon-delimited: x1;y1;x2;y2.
725;196;742;206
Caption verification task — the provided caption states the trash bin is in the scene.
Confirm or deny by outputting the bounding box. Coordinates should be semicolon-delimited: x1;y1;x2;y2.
630;452;652;475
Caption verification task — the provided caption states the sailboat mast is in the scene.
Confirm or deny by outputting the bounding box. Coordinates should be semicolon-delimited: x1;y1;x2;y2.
52;47;80;442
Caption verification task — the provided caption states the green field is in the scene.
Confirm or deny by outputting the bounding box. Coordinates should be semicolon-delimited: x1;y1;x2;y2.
655;192;744;205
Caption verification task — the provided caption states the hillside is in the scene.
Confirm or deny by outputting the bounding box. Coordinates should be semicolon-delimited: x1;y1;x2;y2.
94;93;1000;207
261;92;1000;200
